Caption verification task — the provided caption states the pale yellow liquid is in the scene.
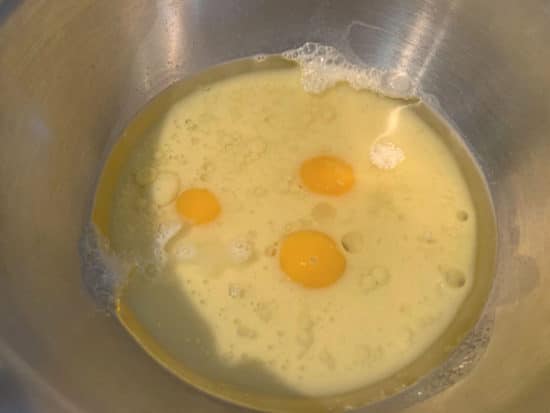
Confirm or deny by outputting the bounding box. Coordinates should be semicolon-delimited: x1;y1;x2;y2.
96;66;477;397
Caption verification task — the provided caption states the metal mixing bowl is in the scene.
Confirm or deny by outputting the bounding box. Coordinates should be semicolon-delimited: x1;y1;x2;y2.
1;1;549;412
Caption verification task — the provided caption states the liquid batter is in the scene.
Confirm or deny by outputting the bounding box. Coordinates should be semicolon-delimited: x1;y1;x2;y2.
92;61;478;397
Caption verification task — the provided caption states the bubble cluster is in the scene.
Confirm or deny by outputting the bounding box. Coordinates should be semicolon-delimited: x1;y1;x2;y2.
360;266;391;293
404;315;494;404
228;238;254;264
283;42;418;99
370;141;405;170
228;283;245;298
282;43;385;94
79;224;126;310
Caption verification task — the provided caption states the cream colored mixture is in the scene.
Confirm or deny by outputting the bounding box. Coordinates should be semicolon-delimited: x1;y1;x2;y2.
95;65;477;396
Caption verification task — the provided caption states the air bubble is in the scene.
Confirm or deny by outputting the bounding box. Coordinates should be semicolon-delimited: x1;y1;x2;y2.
252;186;267;197
297;329;314;350
319;350;336;370
228;283;245;298
360;267;391;293
173;242;197;261
441;268;466;289
341;231;364;253
457;210;469;222
235;322;257;339
387;73;413;96
264;243;278;257
150;171;180;206
228;238;254;263
418;231;437;245
311;202;336;222
255;302;273;322
283;222;297;233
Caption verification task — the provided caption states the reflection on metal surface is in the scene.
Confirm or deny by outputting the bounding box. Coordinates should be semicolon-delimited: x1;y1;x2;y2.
0;341;82;413
1;0;550;412
0;0;20;25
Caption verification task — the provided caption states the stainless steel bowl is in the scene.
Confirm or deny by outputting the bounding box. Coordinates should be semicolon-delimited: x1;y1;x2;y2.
1;1;549;412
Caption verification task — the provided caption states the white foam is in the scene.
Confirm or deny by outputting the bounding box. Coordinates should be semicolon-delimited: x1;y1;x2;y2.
370;142;405;170
368;101;420;170
282;42;417;98
79;224;128;310
282;43;383;94
228;238;254;264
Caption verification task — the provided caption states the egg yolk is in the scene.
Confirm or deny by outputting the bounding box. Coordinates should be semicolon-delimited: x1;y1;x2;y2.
300;155;355;196
176;188;221;225
279;230;346;288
